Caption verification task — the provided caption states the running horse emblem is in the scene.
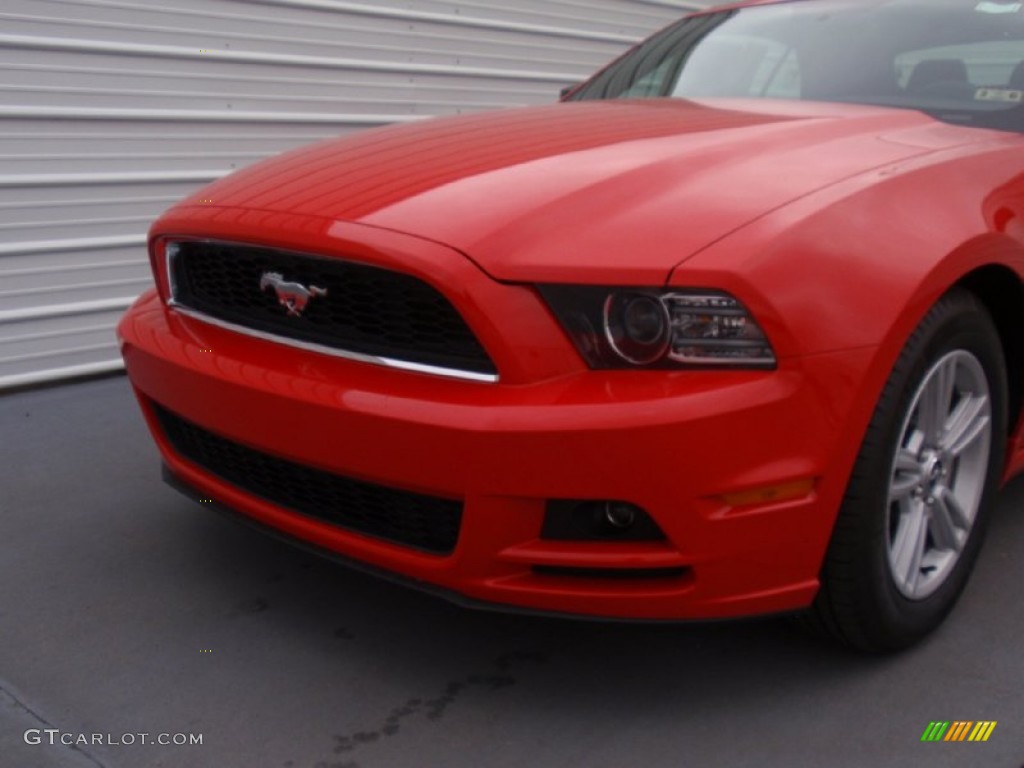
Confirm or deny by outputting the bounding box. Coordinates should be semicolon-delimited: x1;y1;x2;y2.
259;272;328;317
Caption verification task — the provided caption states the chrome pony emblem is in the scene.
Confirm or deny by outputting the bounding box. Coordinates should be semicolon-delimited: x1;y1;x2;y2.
259;272;328;317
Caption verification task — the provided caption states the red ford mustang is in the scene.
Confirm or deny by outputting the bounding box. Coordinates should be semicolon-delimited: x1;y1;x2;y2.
119;0;1024;650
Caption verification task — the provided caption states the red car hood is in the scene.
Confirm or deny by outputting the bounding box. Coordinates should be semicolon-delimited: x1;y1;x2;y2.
184;99;970;283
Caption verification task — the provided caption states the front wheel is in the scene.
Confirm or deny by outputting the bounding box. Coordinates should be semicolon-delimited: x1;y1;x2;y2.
805;288;1007;652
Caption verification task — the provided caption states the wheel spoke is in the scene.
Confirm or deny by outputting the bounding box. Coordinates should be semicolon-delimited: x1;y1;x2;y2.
919;358;956;445
889;471;921;503
890;449;924;503
929;494;963;553
939;486;970;529
941;394;990;457
905;429;925;457
894;449;921;473
891;503;928;592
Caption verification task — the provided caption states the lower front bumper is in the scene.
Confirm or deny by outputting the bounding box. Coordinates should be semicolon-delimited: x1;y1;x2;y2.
161;465;707;623
120;290;877;620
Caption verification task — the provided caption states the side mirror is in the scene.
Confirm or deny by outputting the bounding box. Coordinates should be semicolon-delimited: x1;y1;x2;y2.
560;83;582;100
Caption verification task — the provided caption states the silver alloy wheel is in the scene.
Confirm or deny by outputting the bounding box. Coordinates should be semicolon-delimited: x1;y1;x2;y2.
886;350;992;600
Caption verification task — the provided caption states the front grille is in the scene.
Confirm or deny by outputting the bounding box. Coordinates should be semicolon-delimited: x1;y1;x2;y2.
168;240;496;377
153;403;462;555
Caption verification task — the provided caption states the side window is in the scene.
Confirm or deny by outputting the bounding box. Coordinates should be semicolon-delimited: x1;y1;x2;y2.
671;34;801;99
619;57;685;98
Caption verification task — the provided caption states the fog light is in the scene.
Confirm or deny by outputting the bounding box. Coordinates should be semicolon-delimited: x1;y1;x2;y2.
541;499;666;541
604;502;638;529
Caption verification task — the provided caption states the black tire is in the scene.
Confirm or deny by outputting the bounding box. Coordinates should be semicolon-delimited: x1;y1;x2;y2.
804;288;1007;652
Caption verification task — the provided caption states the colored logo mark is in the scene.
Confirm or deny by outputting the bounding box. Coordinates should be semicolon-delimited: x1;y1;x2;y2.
921;721;997;742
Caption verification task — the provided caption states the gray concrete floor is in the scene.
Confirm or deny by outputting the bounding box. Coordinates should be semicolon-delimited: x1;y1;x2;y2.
1;375;1022;768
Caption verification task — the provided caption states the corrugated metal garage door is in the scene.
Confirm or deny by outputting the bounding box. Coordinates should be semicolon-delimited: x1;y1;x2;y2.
0;0;700;390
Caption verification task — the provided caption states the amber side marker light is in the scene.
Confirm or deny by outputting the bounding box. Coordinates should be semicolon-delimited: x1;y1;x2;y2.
720;478;816;508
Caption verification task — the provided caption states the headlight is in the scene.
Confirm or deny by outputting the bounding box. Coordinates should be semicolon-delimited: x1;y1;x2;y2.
604;292;672;365
539;285;776;369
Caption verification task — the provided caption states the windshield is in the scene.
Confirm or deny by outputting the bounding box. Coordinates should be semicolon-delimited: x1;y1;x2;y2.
568;0;1024;133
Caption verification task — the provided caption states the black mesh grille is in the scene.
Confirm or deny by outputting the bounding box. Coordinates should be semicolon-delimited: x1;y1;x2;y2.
153;403;462;555
169;240;496;376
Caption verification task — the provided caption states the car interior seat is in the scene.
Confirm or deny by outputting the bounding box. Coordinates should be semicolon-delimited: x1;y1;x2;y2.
1008;60;1024;90
906;58;969;94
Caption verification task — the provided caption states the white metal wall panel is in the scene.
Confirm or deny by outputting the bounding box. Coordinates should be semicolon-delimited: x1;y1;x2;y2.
0;0;698;390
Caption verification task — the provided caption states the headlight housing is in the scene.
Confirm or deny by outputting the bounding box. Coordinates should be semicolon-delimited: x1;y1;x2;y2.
539;286;776;369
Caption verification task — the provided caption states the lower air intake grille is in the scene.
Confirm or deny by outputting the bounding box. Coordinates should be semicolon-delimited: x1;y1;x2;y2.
153;403;462;555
